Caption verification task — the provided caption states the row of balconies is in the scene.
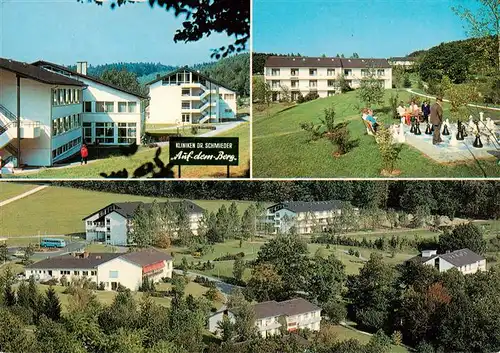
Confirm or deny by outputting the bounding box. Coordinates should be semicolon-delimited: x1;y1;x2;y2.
267;70;387;78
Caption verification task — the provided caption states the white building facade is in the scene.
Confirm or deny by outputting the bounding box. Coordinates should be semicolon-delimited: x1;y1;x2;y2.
83;201;205;246
264;56;392;102
266;200;354;234
25;248;173;291
147;68;237;126
415;248;487;275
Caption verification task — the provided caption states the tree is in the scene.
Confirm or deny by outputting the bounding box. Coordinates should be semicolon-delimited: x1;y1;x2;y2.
280;84;291;103
366;330;392;353
43;286;62;321
377;126;403;176
217;314;236;342
323;299;347;324
88;0;250;59
246;263;284;302
0;242;7;263
232;256;246;282
215;205;230;242
21;243;35;265
351;53;360;58
176;203;194;246
100;69;145;96
227;201;241;239
35;316;87;353
452;0;500;71
252;76;272;105
129;204;152;247
357;70;385;108
227;288;257;341
0;308;35;353
307;254;346;305
240;204;257;240
439;222;487;254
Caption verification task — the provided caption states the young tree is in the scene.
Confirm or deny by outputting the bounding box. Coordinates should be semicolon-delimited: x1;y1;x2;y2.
280;84;291;104
217;314;236;342
357;70;385;108
22;243;35;265
215;205;230;242
227;288;257;341
43;286;62;321
206;211;220;244
0;242;8;263
252;76;272;105
240;204;257;240
129;204;152;247
377;126;403;176
176;203;194;246
232;256;246;282
227;202;241;240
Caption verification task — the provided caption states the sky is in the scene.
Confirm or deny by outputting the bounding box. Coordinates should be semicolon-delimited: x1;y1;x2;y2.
0;0;234;66
253;0;477;58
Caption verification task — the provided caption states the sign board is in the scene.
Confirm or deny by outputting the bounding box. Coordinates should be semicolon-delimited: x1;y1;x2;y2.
169;137;239;166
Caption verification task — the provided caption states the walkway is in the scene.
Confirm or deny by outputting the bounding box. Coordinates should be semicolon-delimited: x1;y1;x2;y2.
198;120;247;137
406;88;500;113
0;184;48;207
173;269;242;299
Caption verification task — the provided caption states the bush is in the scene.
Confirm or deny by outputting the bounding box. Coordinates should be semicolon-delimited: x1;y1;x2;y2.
191;125;199;135
41;278;58;286
98;282;105;291
213;252;245;261
403;74;412;88
59;275;68;287
304;91;319;102
391;331;403;346
389;93;400;119
323;300;347;324
88;281;98;290
326;121;359;155
297;92;305;103
377;126;402;175
161;276;172;283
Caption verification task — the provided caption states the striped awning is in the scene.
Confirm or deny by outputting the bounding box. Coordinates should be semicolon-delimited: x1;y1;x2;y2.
142;261;165;274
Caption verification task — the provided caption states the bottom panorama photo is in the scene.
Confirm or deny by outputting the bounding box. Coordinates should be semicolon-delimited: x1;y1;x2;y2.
0;180;499;353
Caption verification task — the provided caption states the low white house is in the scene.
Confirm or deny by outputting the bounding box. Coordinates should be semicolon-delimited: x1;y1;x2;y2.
409;248;486;275
25;248;173;291
83;200;205;246
388;56;417;68
208;305;236;336
266;200;355;234
146;67;237;125
208;298;321;338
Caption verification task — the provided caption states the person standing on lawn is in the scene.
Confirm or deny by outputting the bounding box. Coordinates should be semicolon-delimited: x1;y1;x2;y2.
430;97;444;145
80;144;89;165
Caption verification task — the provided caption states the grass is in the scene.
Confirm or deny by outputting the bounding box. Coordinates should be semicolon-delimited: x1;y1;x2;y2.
0;182;39;202
330;325;409;353
0;185;259;236
6;122;250;179
252;89;500;177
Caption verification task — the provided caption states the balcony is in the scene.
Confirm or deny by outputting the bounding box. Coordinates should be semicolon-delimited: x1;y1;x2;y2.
0;120;41;149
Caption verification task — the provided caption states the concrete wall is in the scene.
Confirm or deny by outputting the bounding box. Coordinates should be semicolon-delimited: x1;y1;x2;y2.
107;211;128;246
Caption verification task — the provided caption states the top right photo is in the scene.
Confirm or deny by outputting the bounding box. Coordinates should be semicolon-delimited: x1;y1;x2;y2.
252;0;500;178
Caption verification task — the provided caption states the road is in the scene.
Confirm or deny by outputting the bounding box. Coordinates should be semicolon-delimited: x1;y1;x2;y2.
173;269;242;298
8;240;87;260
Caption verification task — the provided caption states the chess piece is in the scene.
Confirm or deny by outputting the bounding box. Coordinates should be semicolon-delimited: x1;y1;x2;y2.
456;120;464;140
479;112;484;122
473;134;483;148
425;123;432;135
410;120;415;134
449;129;459;146
415;121;421;135
442;124;450;136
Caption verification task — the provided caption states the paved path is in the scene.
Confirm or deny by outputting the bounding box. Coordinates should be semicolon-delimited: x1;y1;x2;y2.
198;120;247;137
0;184;48;207
406;88;500;112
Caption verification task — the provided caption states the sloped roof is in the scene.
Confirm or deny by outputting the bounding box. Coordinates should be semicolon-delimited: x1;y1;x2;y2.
440;248;485;267
26;253;121;269
265;56;342;68
83;200;204;220
121;248;172;266
31;60;147;99
145;66;237;93
0;57;85;87
389;57;417;62
340;58;391;69
253;298;321;319
268;200;344;214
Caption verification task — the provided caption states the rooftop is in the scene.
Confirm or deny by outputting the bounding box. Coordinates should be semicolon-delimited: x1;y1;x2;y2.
408;248;485;267
264;56;391;69
253;297;321;319
268;200;345;214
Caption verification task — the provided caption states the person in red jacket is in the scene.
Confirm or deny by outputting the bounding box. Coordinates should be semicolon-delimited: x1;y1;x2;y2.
80;144;89;165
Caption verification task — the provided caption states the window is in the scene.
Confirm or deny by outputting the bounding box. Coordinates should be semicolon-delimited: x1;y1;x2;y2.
182;102;191;109
82;271;88;276
271;80;280;88
361;69;370;77
328;91;336;96
105;102;114;113
327;69;335;76
84;101;92;112
74;271;79;275
291;80;299;88
96;122;115;143
52;90;58;105
327;80;337;87
83;122;92;142
128;102;137;113
344;69;352;76
109;270;118;279
182;114;190;123
118;122;137;144
377;69;385;76
271;68;280;76
290;68;299;76
118;102;127;113
309;80;317;88
95;102;105;112
309;69;317;76
75;90;80;103
182;88;190;96
91;271;97;276
224;94;234;100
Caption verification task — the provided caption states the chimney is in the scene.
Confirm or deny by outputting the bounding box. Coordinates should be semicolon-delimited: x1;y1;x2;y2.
421;250;437;258
77;61;87;75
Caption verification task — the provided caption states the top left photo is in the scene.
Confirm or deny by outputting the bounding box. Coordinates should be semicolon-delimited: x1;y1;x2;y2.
0;0;250;179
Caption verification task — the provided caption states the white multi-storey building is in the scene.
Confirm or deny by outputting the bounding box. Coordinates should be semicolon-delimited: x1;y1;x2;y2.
146;67;237;125
409;248;487;275
25;248;173;291
0;57;146;167
208;298;321;338
266;200;356;234
83;200;205;246
264;56;392;101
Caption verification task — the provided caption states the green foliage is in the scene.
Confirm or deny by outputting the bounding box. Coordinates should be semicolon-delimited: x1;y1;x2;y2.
377;126;402;174
43;287;61;322
446;83;482;120
252;76;272;105
200;53;250;96
357;73;385;108
0;242;7;263
21;243;35;265
339;74;353;93
439;222;487;254
308;254;346;305
403;74;412;88
217;314;236;342
303;91;320;102
100;69;146;97
0;308;35;353
232;256;246;281
227;288;258;341
323;299;347;324
389;93;400;119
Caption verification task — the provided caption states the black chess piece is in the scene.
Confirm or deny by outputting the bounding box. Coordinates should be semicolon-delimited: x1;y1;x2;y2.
415;121;422;135
410;121;415;134
430;124;435;132
425;123;432;135
473;134;483;148
442;124;450;136
456;120;464;140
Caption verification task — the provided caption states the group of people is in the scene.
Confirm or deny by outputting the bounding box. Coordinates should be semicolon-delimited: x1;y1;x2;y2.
396;100;431;124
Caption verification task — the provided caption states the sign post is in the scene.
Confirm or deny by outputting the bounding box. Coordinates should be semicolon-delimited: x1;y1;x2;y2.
169;137;239;178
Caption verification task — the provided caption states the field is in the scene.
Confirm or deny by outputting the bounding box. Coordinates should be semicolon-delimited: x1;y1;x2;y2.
0;184;259;236
0;182;39;202
253;89;500;177
6;122;250;179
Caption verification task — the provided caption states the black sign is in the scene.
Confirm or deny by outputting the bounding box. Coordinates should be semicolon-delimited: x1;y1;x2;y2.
169;137;239;166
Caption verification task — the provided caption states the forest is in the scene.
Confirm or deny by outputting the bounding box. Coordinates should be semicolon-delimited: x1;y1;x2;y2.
51;180;500;220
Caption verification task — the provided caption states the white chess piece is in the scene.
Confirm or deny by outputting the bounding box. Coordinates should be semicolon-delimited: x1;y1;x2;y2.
449;128;459;146
479;112;484;122
486;117;495;132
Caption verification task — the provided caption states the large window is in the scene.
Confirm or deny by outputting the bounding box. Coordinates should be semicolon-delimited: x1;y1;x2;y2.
309;69;317;76
52;114;82;136
344;69;352;76
128;102;137;113
271;80;280;88
182;88;190;96
84;101;92;112
290;68;299;76
377;69;385;76
96;122;115;144
182;114;190;123
271;68;280;76
327;69;335;76
118;102;127;113
327;80;337;87
117;101;138;113
96;102;105;113
309;80;317;88
223;94;235;100
182;102;191;109
118;122;136;144
109;271;118;279
83;122;92;142
291;80;299;88
105;102;114;113
52;136;82;159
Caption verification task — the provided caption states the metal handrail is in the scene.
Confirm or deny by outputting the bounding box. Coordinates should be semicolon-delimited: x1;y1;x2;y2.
0;121;40;135
0;103;17;122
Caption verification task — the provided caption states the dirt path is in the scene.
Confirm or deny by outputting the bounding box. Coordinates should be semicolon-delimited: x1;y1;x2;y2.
0;184;48;207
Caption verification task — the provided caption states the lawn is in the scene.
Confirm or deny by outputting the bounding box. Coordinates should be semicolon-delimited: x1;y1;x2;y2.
0;185;258;236
0;182;39;202
6;122;250;179
330;324;409;353
252;89;500;177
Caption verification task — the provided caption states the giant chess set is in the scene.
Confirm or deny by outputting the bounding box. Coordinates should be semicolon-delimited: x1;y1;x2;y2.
390;112;500;163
